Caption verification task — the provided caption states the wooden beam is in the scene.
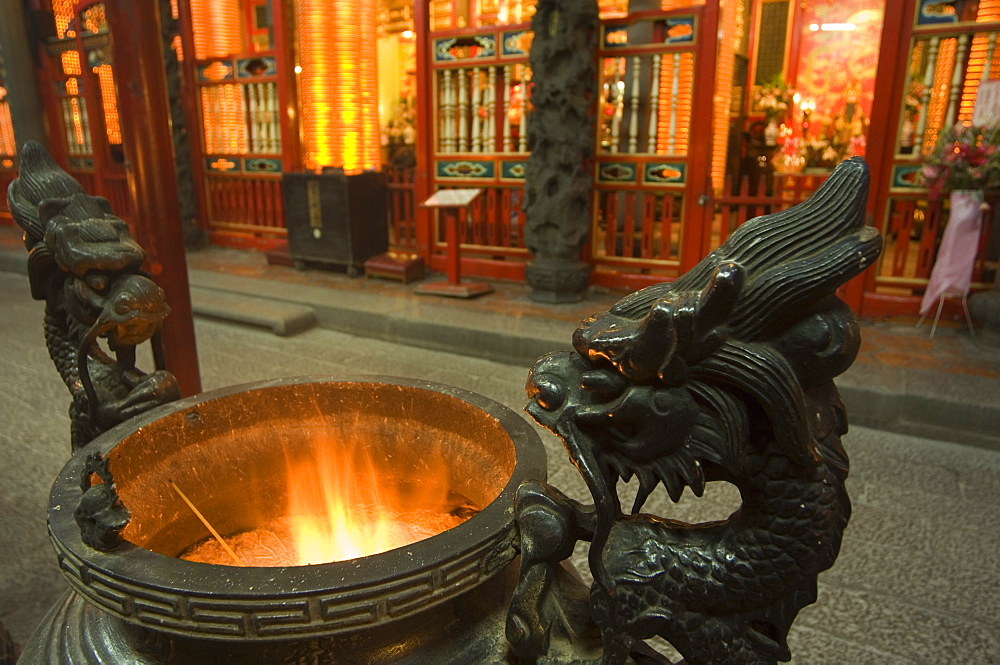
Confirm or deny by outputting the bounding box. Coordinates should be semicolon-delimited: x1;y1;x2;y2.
414;0;435;261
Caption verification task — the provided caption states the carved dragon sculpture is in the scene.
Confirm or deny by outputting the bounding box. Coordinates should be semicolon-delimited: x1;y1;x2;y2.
7;141;179;451
506;158;882;664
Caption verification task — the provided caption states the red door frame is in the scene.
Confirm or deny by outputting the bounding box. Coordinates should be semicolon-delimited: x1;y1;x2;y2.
685;0;722;272
34;1;125;207
841;0;912;314
174;0;299;247
413;0;435;262
413;7;533;282
849;0;981;317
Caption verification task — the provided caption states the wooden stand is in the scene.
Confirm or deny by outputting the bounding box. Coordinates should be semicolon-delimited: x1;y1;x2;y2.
364;251;426;283
916;291;977;339
415;189;493;298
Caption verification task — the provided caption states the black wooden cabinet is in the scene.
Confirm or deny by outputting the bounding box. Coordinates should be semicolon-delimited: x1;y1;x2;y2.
282;171;388;276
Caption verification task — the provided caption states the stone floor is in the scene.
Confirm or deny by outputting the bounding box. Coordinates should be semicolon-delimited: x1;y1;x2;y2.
1;266;999;664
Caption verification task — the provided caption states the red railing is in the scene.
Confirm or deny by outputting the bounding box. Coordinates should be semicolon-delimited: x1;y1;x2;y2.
102;172;133;223
713;172;829;245
876;196;997;293
589;172;829;287
205;174;286;238
385;166;418;251
427;184;528;256
882;198;942;282
593;189;682;266
454;186;526;252
418;183;530;281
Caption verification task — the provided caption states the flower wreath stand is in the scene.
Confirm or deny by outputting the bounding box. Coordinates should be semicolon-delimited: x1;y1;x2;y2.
916;189;983;337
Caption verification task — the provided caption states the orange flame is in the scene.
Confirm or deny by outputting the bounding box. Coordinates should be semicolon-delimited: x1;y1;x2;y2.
285;439;397;563
287;436;473;564
182;435;472;567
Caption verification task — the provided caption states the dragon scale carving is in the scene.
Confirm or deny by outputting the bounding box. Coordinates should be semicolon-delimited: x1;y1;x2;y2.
507;158;882;665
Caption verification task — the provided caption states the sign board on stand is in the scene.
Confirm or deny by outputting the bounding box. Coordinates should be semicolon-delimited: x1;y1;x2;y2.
415;189;492;298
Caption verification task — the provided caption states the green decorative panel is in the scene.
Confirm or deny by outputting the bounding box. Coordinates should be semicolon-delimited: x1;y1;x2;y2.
603;16;695;49
206;157;240;173
500;160;527;180
245;158;282;173
891;165;925;190
598;162;637;184
501;30;533;57
437;160;495;179
197;61;235;82
434;35;497;62
237;57;277;78
602;23;629;49
643;162;686;186
917;0;959;25
664;16;696;45
68;157;95;171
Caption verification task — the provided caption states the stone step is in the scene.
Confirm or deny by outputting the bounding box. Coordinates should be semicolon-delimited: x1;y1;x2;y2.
190;286;317;336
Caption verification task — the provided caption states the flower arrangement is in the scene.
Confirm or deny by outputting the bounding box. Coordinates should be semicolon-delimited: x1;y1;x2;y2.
380;97;417;168
920;123;1000;200
804;137;840;169
773;136;805;173
754;76;792;122
381;97;416;148
848;133;867;159
803;118;868;169
904;81;924;120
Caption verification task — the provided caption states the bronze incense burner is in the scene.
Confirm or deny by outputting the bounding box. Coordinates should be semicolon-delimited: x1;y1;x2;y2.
20;376;546;664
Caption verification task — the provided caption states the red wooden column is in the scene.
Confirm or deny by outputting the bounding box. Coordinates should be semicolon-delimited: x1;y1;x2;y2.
413;0;435;262
852;0;915;315
174;0;210;239
104;0;202;396
783;0;807;92
683;1;721;270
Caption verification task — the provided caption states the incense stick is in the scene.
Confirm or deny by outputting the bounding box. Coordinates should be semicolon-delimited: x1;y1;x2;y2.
170;481;246;567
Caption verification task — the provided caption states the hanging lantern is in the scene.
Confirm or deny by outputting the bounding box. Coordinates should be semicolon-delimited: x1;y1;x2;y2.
94;64;121;145
0;87;17;158
189;0;242;60
296;0;381;172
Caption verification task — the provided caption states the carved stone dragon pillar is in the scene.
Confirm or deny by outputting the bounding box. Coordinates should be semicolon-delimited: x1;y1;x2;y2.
523;0;600;303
